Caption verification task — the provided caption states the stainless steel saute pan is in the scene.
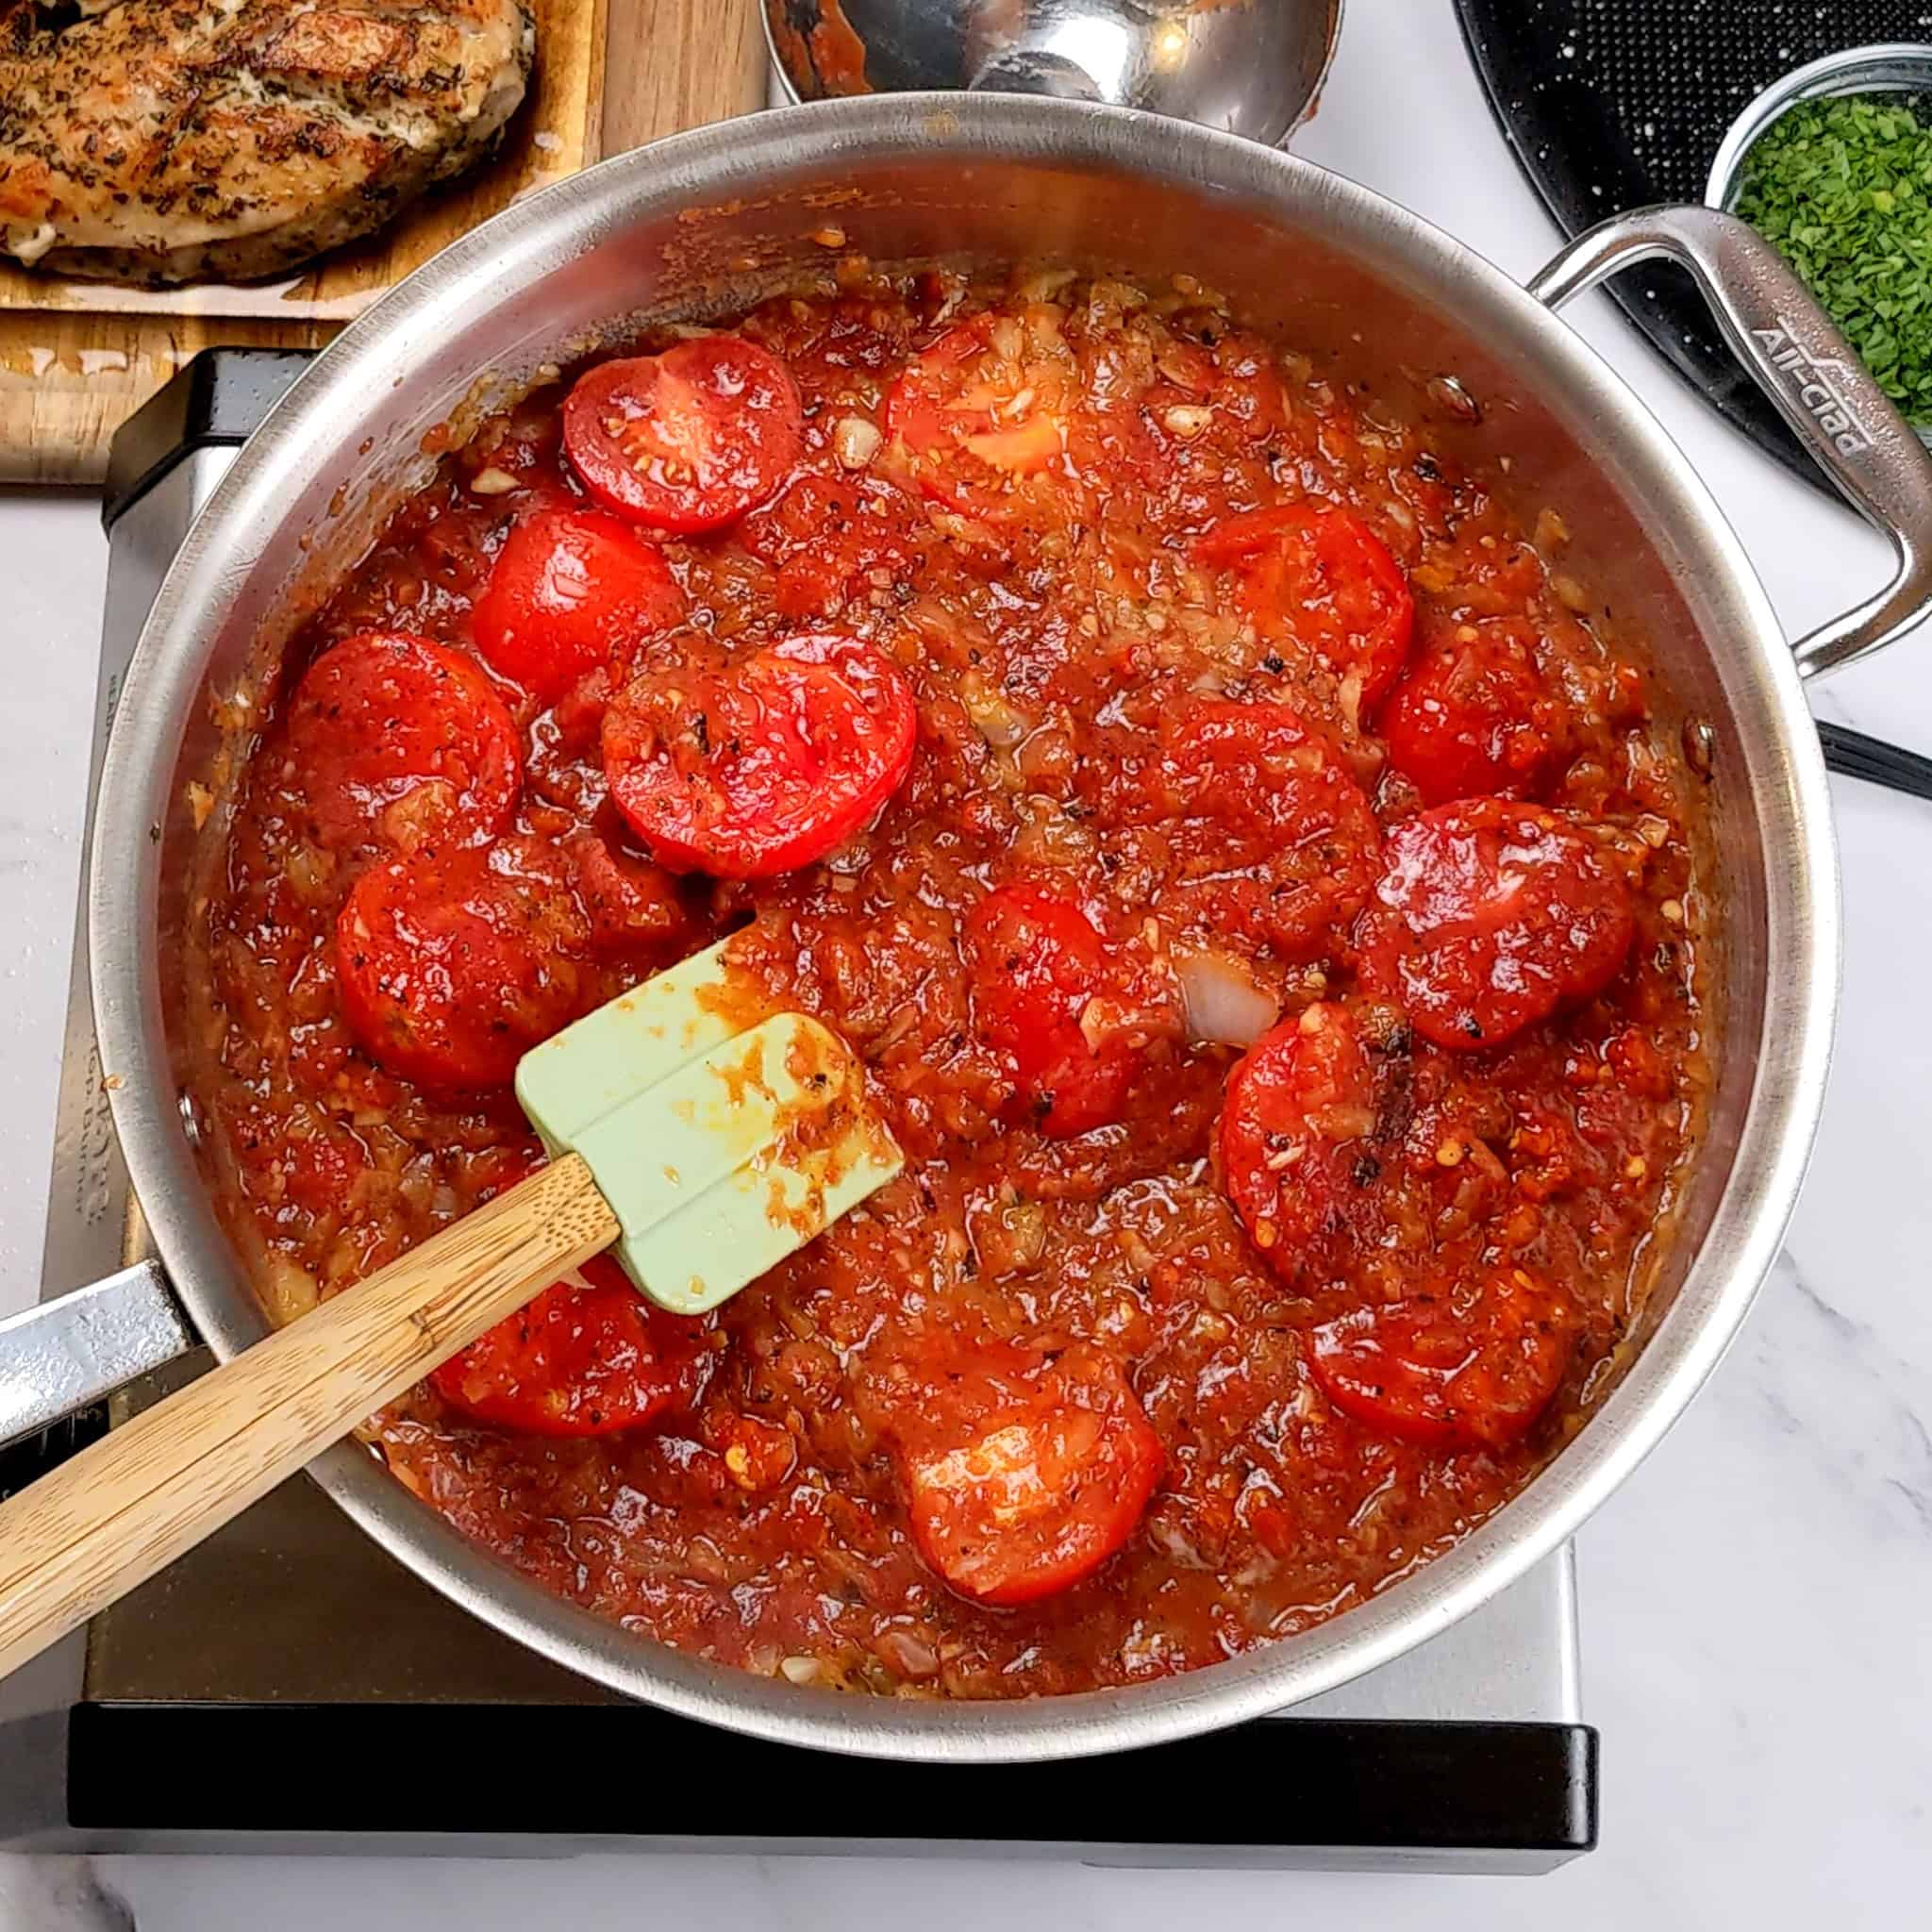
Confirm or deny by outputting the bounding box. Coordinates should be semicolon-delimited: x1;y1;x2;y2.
9;96;1931;1761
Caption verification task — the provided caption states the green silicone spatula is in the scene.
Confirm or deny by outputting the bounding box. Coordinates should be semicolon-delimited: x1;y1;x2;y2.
518;934;903;1313
0;939;902;1679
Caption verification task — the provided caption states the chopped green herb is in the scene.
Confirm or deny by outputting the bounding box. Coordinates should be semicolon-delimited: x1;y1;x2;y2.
1735;93;1932;426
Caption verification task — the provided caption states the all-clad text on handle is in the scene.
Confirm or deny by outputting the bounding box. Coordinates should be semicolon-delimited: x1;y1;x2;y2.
1529;204;1932;680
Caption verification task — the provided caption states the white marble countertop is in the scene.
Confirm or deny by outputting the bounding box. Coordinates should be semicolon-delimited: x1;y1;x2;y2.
2;0;1928;1922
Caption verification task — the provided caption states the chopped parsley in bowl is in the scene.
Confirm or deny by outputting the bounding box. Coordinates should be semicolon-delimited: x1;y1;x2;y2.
1733;93;1932;429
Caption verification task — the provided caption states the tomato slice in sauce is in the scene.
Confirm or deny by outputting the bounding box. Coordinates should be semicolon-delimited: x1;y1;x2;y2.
1193;505;1415;713
963;883;1140;1138
561;338;804;533
1308;1270;1576;1451
885;316;1072;522
1145;701;1382;962
1360;800;1636;1052
1381;620;1563;806
432;1253;708;1437
335;841;589;1090
471;504;686;702
602;632;916;879
283;631;521;853
1217;1004;1380;1282
894;1341;1164;1607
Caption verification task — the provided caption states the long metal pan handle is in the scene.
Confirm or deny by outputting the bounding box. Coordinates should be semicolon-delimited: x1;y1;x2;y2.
0;1264;196;1455
1528;204;1932;681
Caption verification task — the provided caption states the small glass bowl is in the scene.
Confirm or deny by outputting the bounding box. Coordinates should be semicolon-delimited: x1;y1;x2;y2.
1706;41;1932;211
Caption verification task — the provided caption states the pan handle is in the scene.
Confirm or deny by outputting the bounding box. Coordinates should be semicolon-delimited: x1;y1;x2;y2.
0;1262;198;1455
1527;204;1932;681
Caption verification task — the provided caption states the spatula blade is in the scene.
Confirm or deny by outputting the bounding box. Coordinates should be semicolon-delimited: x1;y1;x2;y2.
516;946;903;1313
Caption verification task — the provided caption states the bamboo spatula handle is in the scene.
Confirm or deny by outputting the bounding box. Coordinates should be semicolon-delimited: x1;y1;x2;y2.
0;1153;618;1682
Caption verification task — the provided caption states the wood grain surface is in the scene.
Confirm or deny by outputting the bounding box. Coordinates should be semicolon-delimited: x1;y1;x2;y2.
0;1154;619;1683
0;0;768;484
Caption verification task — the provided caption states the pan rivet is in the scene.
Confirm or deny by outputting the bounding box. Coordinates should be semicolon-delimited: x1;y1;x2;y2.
1683;718;1716;779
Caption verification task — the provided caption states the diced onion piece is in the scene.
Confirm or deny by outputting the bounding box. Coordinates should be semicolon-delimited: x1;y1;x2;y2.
1176;948;1280;1046
874;1628;940;1679
959;671;1032;748
258;1250;320;1323
833;416;882;469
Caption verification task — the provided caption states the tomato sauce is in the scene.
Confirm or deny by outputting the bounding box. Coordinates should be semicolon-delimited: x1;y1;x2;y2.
185;266;1705;1697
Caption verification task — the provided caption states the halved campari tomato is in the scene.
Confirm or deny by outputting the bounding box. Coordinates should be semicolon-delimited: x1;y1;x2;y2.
432;1253;708;1438
893;1341;1164;1606
1358;799;1636;1052
561;336;803;533
884;313;1074;522
283;631;521;854
1217;1004;1381;1284
1307;1269;1576;1451
471;504;686;703
334;839;589;1091
1193;504;1415;715
963;883;1142;1139
602;632;916;879
1143;700;1382;962
1381;617;1564;806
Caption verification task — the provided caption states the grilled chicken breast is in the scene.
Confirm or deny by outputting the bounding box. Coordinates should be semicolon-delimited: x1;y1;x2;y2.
0;0;535;285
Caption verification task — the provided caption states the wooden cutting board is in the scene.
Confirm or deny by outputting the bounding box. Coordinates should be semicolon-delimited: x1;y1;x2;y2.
0;0;768;485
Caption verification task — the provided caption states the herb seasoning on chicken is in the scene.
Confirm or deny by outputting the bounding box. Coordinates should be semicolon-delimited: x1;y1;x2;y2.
0;0;534;285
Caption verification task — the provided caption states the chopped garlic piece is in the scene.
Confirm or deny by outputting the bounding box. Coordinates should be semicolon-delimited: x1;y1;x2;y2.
833;416;881;469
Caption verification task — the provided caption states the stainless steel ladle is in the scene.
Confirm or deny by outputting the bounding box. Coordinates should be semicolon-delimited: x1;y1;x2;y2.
763;0;1344;147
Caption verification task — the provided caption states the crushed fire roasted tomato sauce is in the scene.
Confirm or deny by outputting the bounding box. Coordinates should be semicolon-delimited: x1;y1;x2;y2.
185;267;1706;1697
